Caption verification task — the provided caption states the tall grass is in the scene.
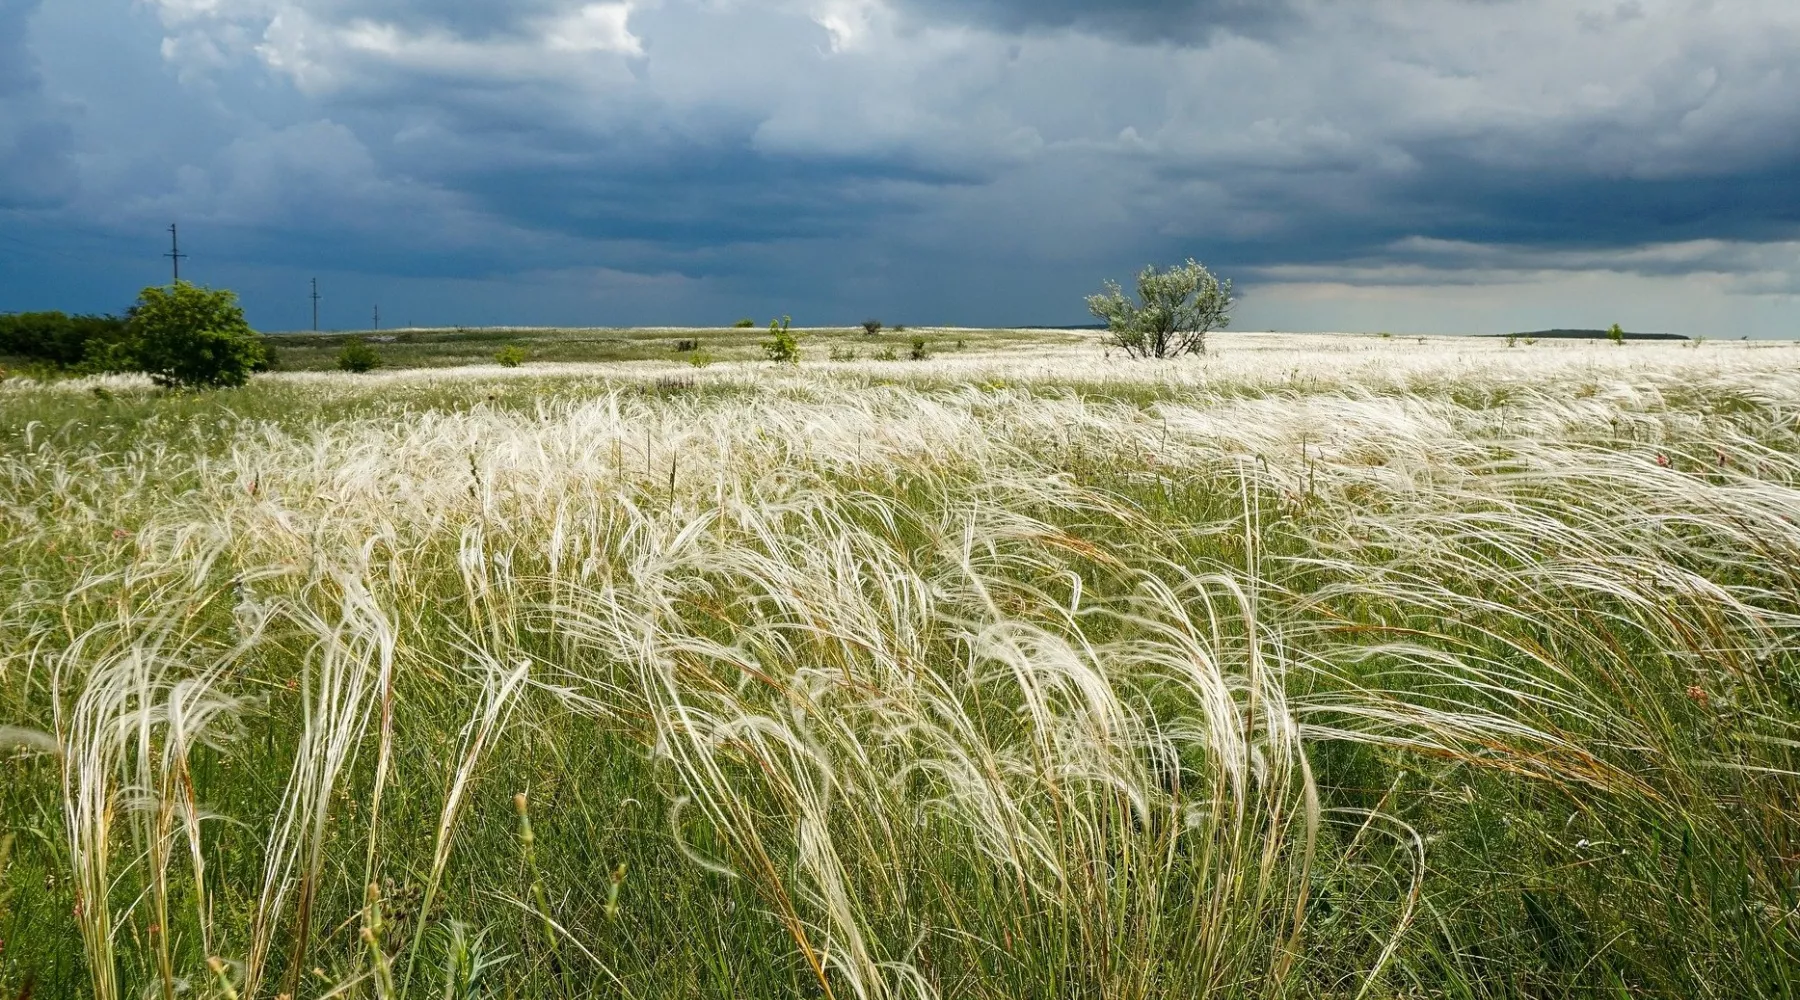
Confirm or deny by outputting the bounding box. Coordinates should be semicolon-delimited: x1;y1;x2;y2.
2;337;1798;998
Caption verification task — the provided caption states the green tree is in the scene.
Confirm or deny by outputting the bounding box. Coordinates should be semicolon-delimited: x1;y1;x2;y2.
1608;323;1625;346
0;311;133;368
127;283;266;388
763;316;800;364
1086;259;1231;358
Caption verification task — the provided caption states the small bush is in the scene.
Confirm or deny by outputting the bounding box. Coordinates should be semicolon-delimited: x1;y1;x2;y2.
337;338;382;373
763;316;800;364
495;345;528;367
862;319;883;336
687;347;715;368
1608;323;1625;346
909;336;930;361
875;345;899;361
674;338;700;352
128;283;267;389
734;318;756;328
829;346;857;362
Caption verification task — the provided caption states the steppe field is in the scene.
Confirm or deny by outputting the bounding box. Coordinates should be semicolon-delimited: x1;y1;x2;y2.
5;330;1800;999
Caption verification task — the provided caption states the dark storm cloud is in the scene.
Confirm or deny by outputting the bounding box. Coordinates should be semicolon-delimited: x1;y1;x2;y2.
5;0;1800;331
0;0;76;208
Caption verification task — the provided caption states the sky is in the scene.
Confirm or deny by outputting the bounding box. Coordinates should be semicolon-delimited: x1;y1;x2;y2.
2;0;1798;335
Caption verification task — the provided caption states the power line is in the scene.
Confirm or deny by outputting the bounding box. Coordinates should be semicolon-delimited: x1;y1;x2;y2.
165;223;187;284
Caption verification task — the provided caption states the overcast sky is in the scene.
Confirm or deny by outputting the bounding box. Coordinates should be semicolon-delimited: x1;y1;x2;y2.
3;0;1798;334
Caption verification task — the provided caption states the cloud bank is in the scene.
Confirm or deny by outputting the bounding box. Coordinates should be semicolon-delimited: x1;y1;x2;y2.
3;0;1798;333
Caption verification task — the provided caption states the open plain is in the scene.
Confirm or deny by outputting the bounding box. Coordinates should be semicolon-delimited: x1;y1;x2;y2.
4;331;1800;998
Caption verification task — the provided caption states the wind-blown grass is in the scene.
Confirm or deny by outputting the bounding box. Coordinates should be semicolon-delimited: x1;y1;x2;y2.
2;335;1798;998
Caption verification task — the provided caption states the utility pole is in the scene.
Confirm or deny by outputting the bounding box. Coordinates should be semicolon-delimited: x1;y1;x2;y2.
311;278;320;331
165;223;187;284
372;304;380;331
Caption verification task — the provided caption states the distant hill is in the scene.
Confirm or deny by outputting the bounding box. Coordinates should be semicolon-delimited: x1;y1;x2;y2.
1498;329;1690;341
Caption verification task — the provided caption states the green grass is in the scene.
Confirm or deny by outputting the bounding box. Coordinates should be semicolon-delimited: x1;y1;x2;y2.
2;336;1799;999
256;326;1073;371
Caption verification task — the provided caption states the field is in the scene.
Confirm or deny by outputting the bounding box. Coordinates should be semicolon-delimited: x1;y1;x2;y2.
254;325;1075;370
3;331;1799;999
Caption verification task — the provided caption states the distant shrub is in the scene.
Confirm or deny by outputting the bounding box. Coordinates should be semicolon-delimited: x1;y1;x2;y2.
687;347;715;368
674;338;700;352
892;324;907;333
862;319;883;336
1608;323;1625;346
734;318;756;328
909;336;931;361
495;345;528;367
874;345;899;361
763;316;800;364
0;311;132;368
129;283;267;389
337;338;382;373
829;345;857;362
1087;258;1231;358
1506;334;1518;348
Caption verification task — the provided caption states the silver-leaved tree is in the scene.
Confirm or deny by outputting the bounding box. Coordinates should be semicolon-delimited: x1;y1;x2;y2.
1086;259;1232;358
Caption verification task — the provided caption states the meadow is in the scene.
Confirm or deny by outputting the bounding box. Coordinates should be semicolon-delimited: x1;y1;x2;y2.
252;325;1073;370
2;331;1799;999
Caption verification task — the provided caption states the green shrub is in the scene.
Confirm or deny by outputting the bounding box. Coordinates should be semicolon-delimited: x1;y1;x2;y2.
733;318;756;328
337;338;382;373
1608;322;1625;346
674;338;700;352
874;345;899;361
495;345;529;368
909;336;930;361
829;345;857;362
1087;258;1231;358
0;311;132;368
127;283;267;389
687;347;715;368
862;319;883;336
763;316;800;364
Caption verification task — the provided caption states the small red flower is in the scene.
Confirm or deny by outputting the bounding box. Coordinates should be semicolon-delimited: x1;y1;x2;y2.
1655;454;1670;467
1686;685;1710;709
